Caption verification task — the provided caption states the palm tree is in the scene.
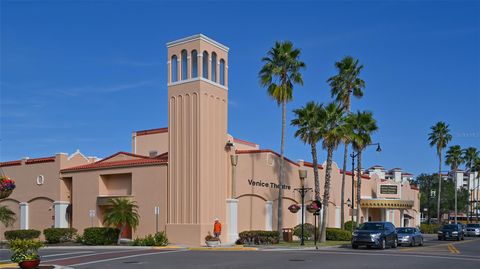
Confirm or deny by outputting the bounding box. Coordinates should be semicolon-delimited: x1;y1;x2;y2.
445;145;464;224
474;157;480;221
346;111;378;227
428;122;452;223
327;56;365;228
463;147;479;222
318;103;346;242
0;205;16;227
103;198;140;244
291;102;323;200
259;41;306;234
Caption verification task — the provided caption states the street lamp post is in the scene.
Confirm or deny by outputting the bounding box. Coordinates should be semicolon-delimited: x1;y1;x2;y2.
349;143;381;229
346;198;352;232
294;169;312;246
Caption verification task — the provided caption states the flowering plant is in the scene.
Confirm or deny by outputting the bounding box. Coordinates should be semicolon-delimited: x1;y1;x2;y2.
288;204;301;213
0;176;16;192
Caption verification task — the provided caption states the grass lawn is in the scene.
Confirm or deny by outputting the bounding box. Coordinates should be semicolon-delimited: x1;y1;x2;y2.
276;240;350;248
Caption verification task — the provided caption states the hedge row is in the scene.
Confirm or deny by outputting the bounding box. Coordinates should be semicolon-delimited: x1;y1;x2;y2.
4;229;41;240
420;224;440;234
43;228;77;244
237;230;280;245
326;228;352;241
132;231;169;246
82;227;120;245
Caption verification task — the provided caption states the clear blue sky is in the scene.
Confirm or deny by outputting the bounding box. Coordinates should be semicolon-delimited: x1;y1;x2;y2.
1;1;479;176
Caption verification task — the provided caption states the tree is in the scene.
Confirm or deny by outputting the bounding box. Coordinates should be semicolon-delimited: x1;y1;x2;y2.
428;122;452;223
259;41;306;234
474;157;480;221
416;173;436;223
463;147;479;222
346;111;378;227
445;145;464;224
0;205;16;227
103;198;140;244
291;102;323;200
318;103;346;242
327;56;365;228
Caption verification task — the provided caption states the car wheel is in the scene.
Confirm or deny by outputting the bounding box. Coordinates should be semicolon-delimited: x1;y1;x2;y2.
410;239;414;247
366;245;372;249
461;235;464;240
380;238;386;250
352;244;358;249
419;237;424;246
392;238;398;248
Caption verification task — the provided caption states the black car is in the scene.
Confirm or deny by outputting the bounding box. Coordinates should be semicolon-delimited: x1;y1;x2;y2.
352;221;398;249
438;224;465;241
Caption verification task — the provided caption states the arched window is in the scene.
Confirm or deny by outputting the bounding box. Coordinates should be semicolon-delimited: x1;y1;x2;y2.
171;55;178;82
202;51;209;79
219;59;225;85
181;50;188;80
211;52;217;82
191;50;198;78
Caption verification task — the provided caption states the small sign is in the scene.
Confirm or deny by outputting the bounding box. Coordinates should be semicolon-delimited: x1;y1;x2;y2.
154;206;160;215
380;185;398;195
89;209;96;218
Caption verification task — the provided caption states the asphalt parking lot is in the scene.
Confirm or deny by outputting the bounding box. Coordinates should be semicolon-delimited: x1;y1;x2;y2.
1;236;479;269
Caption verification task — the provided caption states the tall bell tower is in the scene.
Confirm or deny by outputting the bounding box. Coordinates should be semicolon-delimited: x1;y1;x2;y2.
166;34;230;245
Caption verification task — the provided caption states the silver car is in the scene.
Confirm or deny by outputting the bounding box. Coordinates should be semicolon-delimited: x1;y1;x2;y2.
466;223;480;237
396;227;424;247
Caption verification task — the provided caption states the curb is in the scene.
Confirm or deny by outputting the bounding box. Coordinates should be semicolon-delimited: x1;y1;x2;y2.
0;264;73;269
152;246;185;250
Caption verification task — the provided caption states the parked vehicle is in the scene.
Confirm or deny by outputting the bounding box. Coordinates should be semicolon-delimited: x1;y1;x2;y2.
352;222;398;249
396;227;424;247
465;223;480;237
438;224;465;241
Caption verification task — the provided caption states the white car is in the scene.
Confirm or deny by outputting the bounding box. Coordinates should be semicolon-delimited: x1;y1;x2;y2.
465;223;480;237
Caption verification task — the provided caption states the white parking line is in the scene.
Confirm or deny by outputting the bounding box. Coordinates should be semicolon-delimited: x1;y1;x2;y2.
44;249;147;262
71;249;188;267
0;251;94;262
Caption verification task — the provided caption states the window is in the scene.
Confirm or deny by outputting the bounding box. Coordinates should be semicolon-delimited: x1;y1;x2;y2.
219;59;225;85
181;50;188;80
191;50;198;78
202;51;209;79
171;55;178;82
211;52;217;82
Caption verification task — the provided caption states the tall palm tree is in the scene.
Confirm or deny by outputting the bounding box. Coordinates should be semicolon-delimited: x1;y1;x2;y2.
0;205;16;227
291;102;323;200
474;157;480;221
428;122;452;223
259;41;306;234
445;145;464;224
318;103;346;242
346;111;378;227
463;147;479;222
327;56;365;228
103;198;140;244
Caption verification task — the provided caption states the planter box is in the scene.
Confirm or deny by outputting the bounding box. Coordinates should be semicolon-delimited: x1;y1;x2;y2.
19;259;40;269
205;240;220;247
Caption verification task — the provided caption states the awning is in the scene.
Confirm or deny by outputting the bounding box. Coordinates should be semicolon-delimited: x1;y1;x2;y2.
97;195;134;206
360;199;414;209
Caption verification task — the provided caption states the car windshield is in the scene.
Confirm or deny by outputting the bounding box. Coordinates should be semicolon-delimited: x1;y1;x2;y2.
359;223;385;230
442;224;457;229
396;228;414;234
466;224;480;228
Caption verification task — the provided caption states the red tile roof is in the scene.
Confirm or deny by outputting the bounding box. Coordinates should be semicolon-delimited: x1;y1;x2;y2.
96;152;153;163
303;161;323;169
0;156;55;167
235;149;300;167
135;127;168;136
61;158;167;173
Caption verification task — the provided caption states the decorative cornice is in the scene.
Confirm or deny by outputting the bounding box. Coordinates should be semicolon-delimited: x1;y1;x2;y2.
166;34;229;52
167;77;228;90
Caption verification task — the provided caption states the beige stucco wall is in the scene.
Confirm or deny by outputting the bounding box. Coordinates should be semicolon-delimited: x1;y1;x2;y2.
133;131;169;156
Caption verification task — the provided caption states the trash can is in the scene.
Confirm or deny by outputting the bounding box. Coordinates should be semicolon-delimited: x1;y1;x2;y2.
282;228;293;242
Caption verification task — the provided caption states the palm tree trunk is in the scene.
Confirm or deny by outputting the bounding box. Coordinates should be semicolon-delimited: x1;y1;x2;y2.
320;147;334;243
340;143;348;229
467;165;471;223
454;167;458;224
311;142;320;200
355;151;362;227
118;224;125;245
277;99;286;235
476;174;479;222
437;153;442;224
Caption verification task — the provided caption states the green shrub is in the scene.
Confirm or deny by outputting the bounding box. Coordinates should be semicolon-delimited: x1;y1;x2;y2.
82;227;120;245
293;223;318;240
344;221;357;231
132;231;169;246
238;230;280;245
420;224;440;234
4;229;41;240
43;228;77;244
9;239;43;263
326;228;352;241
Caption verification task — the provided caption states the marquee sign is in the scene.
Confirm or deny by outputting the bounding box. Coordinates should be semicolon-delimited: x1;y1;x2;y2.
377;183;401;199
380;185;398;195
